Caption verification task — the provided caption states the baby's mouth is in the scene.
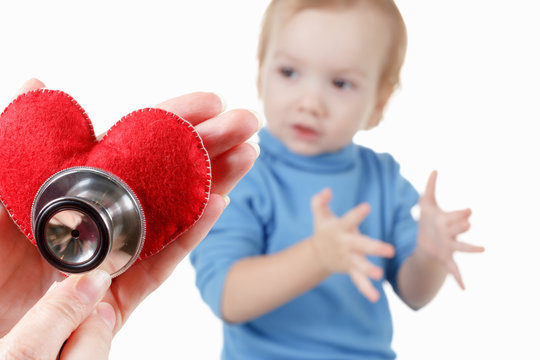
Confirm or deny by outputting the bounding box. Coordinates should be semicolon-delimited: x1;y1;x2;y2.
292;124;319;141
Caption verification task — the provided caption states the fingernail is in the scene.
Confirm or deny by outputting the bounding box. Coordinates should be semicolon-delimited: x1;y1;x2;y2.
248;110;264;131
247;141;260;157
96;302;116;331
223;195;231;207
76;270;111;303
214;92;227;112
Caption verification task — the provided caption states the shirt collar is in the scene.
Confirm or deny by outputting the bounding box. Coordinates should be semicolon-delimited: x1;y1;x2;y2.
258;127;355;173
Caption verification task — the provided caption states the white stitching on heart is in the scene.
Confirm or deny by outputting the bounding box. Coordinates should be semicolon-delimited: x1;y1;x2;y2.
99;107;212;258
0;89;100;239
1;89;99;144
1;91;213;259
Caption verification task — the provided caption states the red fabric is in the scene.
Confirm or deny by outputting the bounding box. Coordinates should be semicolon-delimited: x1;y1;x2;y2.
0;89;211;261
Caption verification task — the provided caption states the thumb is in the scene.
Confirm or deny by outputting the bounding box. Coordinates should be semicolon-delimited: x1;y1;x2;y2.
2;270;111;359
422;170;438;206
311;188;334;221
58;302;116;360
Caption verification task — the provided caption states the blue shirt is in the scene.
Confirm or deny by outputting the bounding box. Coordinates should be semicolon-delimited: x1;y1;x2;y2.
190;128;419;360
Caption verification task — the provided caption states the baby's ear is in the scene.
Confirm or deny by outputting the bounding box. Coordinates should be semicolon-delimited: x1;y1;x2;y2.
366;83;395;129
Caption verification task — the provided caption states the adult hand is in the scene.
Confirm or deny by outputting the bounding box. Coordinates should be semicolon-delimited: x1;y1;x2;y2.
0;270;114;360
309;188;395;302
0;78;260;337
417;170;484;289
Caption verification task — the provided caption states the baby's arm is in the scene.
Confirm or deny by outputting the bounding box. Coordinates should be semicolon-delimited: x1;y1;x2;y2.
397;171;484;310
221;188;394;323
221;235;329;323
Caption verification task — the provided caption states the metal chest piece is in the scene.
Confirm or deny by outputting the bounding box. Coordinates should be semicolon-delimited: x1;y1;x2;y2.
31;167;145;277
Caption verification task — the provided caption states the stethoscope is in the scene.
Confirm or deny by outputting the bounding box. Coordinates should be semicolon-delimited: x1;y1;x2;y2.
32;167;145;277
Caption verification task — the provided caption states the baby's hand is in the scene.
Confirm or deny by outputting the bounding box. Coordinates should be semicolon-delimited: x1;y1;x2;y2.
417;171;484;289
310;188;395;302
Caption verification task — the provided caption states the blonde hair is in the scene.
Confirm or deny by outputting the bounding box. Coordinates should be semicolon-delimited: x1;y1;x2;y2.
257;0;408;95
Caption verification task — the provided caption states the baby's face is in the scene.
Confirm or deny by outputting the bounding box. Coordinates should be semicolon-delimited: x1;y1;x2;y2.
259;5;393;156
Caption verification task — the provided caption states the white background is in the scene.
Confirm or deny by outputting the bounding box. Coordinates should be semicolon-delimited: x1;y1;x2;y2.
1;1;539;359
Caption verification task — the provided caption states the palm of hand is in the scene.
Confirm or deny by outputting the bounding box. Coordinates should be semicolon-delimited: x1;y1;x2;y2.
0;79;259;335
312;213;357;273
310;188;395;302
0;207;63;336
417;171;484;289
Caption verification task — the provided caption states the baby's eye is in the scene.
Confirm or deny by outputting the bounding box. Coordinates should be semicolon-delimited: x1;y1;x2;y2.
332;78;353;90
280;67;298;79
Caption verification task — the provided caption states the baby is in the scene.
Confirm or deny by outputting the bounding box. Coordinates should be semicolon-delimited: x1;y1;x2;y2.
191;1;484;358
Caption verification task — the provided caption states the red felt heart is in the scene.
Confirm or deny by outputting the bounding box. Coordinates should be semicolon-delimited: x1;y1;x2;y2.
0;89;211;262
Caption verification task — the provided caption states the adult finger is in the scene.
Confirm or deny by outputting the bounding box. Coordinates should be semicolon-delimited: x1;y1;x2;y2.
453;241;485;253
194;109;261;159
349;269;380;302
341;202;371;229
16;78;46;96
59;302;116;360
421;170;438;206
311;188;334;221
2;271;111;359
155;92;225;126
211;142;260;196
102;143;258;324
149;194;228;271
350;235;395;259
108;193;229;323
447;259;465;290
96;92;229;142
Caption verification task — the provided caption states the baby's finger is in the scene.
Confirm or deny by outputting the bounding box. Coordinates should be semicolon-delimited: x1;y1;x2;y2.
194;109;261;159
351;235;395;258
447;259;465;290
2;271;111;359
448;220;471;236
421;170;438;206
342;202;371;229
58;302;115;360
155;92;225;126
453;241;485;253
210;142;260;196
351;255;384;280
349;269;380;302
446;208;472;224
16;78;46;96
311;188;334;220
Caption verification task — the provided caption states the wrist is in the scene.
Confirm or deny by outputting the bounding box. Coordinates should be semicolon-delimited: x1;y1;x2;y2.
412;244;447;273
305;237;333;278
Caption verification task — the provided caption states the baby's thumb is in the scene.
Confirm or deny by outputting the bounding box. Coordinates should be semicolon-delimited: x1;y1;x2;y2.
311;188;333;220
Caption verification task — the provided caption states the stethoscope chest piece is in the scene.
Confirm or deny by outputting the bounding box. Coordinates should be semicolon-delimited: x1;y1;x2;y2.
31;167;145;277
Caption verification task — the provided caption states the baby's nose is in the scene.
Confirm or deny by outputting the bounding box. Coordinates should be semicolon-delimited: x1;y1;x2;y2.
297;89;326;118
